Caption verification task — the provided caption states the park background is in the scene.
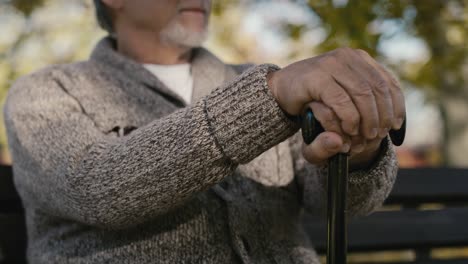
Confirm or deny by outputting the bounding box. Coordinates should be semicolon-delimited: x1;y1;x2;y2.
0;0;467;263
1;0;467;167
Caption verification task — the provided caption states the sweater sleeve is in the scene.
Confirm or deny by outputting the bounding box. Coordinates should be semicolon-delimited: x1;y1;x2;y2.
288;131;398;217
3;64;300;230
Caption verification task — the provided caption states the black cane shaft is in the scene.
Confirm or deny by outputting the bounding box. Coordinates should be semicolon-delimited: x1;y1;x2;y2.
327;154;348;264
301;106;405;264
301;108;349;264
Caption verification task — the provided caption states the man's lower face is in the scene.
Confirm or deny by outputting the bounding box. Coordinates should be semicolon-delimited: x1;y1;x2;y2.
158;0;211;48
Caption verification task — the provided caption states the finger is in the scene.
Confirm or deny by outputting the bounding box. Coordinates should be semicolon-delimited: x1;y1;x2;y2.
350;135;366;155
326;52;380;139
348;49;394;137
306;101;352;148
302;131;347;165
355;51;406;129
389;86;406;130
307;72;361;136
306;101;343;135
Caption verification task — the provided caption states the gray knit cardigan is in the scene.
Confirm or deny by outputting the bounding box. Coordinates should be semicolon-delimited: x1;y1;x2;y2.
3;37;398;264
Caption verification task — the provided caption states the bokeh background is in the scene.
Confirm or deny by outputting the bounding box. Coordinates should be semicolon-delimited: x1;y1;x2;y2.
0;0;467;263
0;0;467;165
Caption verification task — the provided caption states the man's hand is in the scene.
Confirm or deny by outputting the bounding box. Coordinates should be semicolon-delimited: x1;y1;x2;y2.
267;47;405;167
301;101;385;169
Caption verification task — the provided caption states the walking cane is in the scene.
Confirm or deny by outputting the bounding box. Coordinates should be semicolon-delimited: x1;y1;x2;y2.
301;108;405;264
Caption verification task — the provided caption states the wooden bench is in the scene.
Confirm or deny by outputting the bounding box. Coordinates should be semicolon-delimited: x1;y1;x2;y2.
303;167;468;263
0;165;26;264
1;165;468;263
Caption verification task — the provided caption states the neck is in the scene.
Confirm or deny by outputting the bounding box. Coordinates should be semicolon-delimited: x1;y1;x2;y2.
115;26;193;65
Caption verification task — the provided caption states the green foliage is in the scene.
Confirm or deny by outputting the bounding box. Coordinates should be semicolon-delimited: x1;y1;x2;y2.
304;0;467;164
0;0;103;163
307;0;467;97
309;0;386;55
9;0;45;15
0;0;467;164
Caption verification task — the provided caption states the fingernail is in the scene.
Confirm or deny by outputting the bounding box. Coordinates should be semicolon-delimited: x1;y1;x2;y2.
392;118;403;130
341;142;351;153
369;128;378;139
379;128;389;138
353;143;365;153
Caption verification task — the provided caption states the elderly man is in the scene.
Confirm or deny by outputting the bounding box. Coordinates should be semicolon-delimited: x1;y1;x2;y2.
3;0;404;263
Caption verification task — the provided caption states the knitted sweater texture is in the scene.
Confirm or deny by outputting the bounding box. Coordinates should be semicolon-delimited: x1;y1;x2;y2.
3;37;398;264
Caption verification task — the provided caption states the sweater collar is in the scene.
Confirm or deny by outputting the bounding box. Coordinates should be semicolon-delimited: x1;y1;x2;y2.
90;36;237;107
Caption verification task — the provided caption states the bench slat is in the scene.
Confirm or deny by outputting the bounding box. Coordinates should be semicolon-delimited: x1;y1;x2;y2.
2;165;468;263
0;214;27;264
386;168;468;205
304;207;468;253
358;259;468;264
0;166;15;200
0;165;23;214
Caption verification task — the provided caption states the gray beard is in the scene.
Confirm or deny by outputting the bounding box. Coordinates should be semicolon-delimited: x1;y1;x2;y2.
160;20;208;48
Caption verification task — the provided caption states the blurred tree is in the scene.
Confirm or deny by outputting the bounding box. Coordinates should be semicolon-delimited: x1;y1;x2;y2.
9;0;45;15
304;0;467;165
193;0;468;165
0;0;103;164
0;0;467;166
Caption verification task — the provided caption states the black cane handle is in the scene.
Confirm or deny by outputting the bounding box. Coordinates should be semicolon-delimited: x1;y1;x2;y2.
301;108;406;146
301;108;324;145
389;117;406;146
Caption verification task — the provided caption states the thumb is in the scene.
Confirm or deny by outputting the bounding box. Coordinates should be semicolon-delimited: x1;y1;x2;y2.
302;131;349;165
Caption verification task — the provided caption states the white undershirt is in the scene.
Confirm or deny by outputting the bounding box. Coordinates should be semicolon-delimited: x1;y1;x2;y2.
143;63;193;105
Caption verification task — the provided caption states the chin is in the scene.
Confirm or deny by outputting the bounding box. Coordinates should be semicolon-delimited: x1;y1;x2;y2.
160;21;209;48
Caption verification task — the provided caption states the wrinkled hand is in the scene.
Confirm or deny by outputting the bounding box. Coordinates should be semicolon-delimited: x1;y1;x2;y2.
267;47;405;167
301;101;385;169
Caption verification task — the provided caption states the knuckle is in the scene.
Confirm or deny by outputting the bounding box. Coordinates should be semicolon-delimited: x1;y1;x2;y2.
334;94;353;108
354;84;374;98
321;85;346;103
374;78;391;94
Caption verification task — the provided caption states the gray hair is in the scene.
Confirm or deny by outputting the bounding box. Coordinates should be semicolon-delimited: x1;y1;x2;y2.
93;0;114;34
